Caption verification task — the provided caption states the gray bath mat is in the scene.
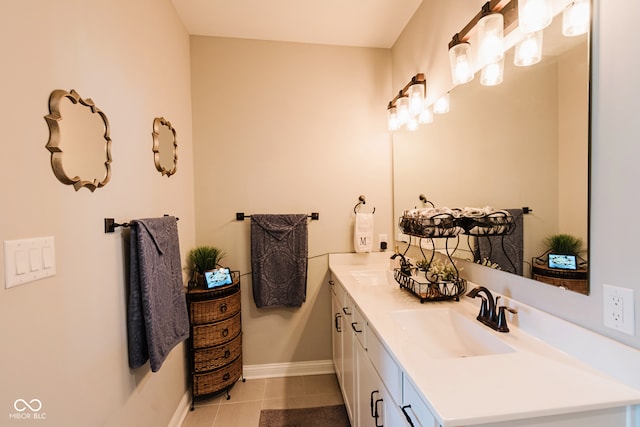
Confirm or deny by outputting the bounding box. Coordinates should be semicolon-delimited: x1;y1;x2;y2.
258;404;350;427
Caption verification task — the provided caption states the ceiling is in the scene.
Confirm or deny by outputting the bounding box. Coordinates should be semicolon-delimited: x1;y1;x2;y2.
170;0;423;48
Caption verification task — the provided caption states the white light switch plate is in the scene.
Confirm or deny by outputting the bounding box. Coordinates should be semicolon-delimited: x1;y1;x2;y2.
4;237;56;289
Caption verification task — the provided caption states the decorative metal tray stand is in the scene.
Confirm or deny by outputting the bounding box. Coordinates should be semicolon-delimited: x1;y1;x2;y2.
396;213;467;303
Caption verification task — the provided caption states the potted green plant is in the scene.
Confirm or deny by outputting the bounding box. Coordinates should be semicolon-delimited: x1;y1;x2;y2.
185;245;227;287
544;234;584;255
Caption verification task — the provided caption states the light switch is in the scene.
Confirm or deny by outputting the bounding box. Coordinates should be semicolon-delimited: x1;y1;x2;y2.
4;236;56;289
29;248;42;271
15;250;28;275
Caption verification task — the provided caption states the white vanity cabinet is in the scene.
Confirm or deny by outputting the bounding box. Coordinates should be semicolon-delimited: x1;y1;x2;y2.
402;376;438;427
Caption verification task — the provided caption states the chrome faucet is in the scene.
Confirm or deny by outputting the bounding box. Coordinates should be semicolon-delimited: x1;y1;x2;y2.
466;286;517;332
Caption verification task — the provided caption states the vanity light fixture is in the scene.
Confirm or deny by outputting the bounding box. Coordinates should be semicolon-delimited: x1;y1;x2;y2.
448;34;474;85
447;0;518;87
477;4;505;67
481;58;505;86
386;73;427;131
562;0;590;37
518;0;552;34
433;93;450;114
514;30;543;66
418;107;434;124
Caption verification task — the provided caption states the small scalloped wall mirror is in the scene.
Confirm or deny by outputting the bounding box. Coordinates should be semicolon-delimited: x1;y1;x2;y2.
44;89;112;192
152;117;177;177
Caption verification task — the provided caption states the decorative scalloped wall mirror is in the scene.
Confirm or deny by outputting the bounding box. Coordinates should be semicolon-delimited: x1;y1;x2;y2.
44;89;112;192
152;117;177;177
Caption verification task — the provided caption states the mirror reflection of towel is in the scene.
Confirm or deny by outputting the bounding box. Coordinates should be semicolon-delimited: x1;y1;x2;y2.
251;214;308;308
354;213;374;253
475;209;524;275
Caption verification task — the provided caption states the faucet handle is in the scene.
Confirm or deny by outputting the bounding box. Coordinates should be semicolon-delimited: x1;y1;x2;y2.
496;305;518;332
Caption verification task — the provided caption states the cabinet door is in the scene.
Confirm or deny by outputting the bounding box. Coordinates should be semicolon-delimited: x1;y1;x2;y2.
342;292;356;425
356;343;405;427
331;292;343;385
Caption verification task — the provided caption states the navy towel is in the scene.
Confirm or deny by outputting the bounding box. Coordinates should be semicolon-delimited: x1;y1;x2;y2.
251;214;308;308
127;216;189;372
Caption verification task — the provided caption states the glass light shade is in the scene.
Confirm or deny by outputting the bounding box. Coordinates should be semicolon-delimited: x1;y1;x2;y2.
433;93;450;114
406;117;419;132
387;107;399;131
408;84;425;116
481;59;504;86
519;0;552;34
396;96;410;125
418;107;433;124
449;42;474;85
563;0;590;36
477;13;504;67
514;31;543;66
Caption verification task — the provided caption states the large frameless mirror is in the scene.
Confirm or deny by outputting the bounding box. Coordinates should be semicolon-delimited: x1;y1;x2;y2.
44;89;112;192
152;117;177;177
393;9;590;294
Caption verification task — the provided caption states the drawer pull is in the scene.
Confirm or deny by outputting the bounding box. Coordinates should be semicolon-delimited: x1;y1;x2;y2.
222;328;229;337
224;349;231;359
401;405;416;427
351;322;363;333
370;390;379;417
223;373;230;381
335;313;342;332
342;307;352;316
374;398;383;427
219;303;228;313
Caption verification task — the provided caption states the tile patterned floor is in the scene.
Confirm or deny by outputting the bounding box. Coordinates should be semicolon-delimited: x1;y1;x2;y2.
181;374;344;427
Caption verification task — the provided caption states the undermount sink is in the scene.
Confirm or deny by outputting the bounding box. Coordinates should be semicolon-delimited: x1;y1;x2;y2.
350;270;391;285
391;308;515;359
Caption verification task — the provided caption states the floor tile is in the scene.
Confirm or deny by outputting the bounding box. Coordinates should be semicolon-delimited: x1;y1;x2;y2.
212;400;262;427
181;404;218;427
303;374;341;395
264;376;305;399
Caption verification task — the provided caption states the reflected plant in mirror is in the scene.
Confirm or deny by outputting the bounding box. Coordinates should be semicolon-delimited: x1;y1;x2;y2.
152;117;178;177
44;89;112;192
393;11;590;294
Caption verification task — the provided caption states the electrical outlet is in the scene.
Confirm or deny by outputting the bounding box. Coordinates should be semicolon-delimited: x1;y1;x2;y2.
603;284;635;335
378;234;388;251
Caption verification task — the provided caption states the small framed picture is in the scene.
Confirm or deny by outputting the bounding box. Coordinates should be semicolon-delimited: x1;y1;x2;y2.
548;254;577;270
204;268;233;288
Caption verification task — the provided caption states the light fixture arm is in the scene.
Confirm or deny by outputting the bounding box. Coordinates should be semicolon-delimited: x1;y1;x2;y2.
448;0;518;49
387;73;426;109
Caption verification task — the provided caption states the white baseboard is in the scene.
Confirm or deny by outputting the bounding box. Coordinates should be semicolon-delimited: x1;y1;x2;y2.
242;359;335;379
168;389;191;427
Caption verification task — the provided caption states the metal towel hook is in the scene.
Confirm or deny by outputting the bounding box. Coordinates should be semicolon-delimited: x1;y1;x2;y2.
354;195;375;214
419;194;435;208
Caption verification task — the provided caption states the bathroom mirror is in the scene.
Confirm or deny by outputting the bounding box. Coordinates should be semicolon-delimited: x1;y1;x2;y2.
152;117;178;177
393;14;590;293
44;89;112;192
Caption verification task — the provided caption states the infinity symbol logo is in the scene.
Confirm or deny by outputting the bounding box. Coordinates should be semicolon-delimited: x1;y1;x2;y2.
13;399;42;412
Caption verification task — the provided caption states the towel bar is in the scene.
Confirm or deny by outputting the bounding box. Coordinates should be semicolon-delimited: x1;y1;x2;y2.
236;212;319;221
104;215;179;233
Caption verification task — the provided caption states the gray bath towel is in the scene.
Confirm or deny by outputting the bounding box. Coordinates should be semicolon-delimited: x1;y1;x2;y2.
251;214;308;308
128;216;189;372
475;209;524;275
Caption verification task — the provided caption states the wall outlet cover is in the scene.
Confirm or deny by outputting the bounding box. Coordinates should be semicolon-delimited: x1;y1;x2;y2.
603;284;635;336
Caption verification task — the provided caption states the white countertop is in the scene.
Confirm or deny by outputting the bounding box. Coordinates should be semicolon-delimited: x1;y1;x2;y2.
329;253;640;426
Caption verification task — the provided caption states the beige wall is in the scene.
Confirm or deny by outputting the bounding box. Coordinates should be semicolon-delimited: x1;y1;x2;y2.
391;0;640;350
0;1;195;426
190;37;393;366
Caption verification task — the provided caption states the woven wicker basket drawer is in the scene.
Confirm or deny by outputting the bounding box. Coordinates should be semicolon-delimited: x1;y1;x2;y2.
190;290;240;325
192;312;241;349
193;332;242;373
193;355;242;397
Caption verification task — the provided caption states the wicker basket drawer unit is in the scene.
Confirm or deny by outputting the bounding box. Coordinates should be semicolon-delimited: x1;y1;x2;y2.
187;274;243;409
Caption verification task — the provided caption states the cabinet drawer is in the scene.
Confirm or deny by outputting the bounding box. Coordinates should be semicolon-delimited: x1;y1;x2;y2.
403;376;437;427
193;332;242;373
193;355;242;397
367;326;402;400
190;290;240;324
192;312;241;348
